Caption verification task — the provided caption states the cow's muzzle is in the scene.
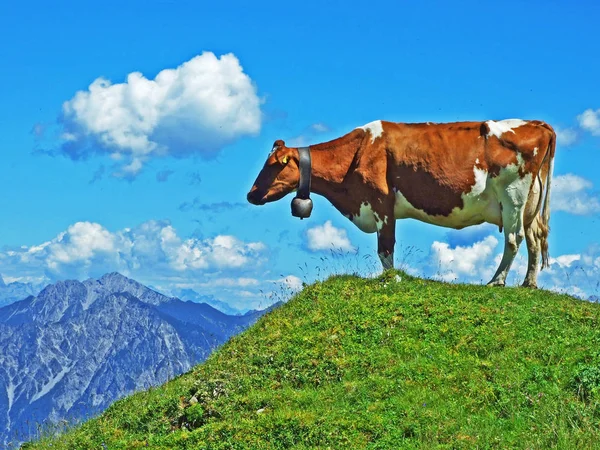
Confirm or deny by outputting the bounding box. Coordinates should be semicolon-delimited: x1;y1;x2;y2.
247;190;266;205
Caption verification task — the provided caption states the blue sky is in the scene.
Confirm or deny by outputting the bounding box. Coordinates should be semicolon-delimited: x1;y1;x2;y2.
1;0;599;309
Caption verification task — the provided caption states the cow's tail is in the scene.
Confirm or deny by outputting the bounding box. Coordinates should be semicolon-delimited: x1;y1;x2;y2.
539;127;556;270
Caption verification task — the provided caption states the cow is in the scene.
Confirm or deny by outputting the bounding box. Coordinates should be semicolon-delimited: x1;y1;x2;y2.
247;119;555;288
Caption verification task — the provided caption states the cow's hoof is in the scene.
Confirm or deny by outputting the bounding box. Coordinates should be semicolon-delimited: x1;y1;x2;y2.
487;280;505;287
521;281;538;289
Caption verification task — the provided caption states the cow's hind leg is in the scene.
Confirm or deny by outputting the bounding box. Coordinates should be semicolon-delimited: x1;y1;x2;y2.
377;219;396;270
522;173;549;288
488;200;526;287
522;215;545;288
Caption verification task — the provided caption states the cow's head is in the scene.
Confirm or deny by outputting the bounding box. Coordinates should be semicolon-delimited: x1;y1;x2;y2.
247;140;301;206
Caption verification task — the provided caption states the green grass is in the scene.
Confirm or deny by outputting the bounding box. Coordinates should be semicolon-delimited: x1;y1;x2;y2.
26;271;600;449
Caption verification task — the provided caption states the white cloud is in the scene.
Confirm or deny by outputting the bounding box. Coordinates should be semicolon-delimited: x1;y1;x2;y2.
430;235;499;282
577;109;600;136
553;174;600;215
238;290;260;298
277;275;303;292
167;234;266;271
422;232;600;298
203;278;259;288
0;220;266;282
59;52;262;176
287;136;309;147
162;277;259;291
306;221;355;252
542;248;600;299
558;285;589;299
46;222;118;269
287;122;332;147
555;126;578;146
310;123;330;133
549;254;581;268
1;275;47;285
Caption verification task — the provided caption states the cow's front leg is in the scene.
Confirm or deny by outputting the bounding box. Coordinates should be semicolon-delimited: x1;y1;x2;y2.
377;219;396;270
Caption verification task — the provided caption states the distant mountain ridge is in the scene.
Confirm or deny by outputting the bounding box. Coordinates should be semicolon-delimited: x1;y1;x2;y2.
0;273;275;447
171;288;246;315
0;274;42;308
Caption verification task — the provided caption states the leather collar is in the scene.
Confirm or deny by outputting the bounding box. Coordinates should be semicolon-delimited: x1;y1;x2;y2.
297;146;311;199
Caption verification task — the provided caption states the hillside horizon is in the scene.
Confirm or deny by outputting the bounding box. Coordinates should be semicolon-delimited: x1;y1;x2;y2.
26;270;600;449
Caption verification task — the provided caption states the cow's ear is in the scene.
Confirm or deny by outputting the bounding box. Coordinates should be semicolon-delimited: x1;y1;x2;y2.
272;139;285;152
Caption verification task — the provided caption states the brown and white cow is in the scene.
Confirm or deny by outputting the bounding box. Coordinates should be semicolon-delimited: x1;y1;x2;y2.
247;119;555;288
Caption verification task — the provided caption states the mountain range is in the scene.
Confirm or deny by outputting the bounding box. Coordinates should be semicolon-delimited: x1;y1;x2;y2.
169;288;246;315
0;272;276;447
0;276;42;309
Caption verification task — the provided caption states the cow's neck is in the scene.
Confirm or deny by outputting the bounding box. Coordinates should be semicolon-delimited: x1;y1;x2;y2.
307;131;362;205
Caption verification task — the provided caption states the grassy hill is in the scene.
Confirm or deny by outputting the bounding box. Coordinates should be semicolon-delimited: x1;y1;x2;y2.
25;271;600;449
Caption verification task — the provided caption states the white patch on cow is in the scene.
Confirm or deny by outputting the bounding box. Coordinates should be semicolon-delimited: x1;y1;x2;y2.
503;172;533;208
485;119;527;139
357;120;384;143
533;146;538;156
517;152;525;167
393;161;526;230
488;151;532;210
475;158;480;164
444;164;501;228
467;166;488;198
373;211;388;229
393;190;418;220
391;185;491;230
350;202;379;233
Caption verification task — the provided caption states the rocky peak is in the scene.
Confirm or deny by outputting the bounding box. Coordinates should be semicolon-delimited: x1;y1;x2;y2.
83;272;171;308
30;280;87;323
